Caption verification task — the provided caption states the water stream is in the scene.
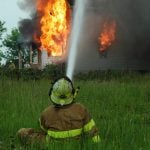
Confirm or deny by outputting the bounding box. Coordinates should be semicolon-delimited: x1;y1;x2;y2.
66;0;88;80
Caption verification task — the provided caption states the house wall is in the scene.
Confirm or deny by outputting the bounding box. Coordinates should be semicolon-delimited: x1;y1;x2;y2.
39;0;150;71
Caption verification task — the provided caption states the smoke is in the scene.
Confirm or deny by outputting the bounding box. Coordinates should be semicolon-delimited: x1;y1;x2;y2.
17;0;41;45
106;0;150;68
74;0;150;70
114;0;150;65
17;0;150;70
17;0;36;13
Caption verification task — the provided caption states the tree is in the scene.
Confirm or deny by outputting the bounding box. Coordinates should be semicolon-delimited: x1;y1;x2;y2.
0;20;6;40
0;20;6;62
0;51;4;62
2;28;33;68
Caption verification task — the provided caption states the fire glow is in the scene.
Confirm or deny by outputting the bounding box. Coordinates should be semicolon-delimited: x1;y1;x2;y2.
36;0;71;56
98;20;116;52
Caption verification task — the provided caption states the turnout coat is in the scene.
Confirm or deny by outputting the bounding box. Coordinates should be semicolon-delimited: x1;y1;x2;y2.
17;103;100;143
40;102;100;142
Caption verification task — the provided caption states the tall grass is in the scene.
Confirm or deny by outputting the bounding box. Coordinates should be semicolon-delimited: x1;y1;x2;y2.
0;73;150;149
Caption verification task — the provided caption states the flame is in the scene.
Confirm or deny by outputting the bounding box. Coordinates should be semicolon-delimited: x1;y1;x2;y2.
36;0;71;56
98;20;116;52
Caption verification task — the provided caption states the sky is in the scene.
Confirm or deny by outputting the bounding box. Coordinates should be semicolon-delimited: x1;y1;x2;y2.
0;0;30;63
0;0;29;33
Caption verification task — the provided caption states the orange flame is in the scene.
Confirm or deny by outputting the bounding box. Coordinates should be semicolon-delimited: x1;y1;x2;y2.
98;20;116;52
36;0;71;56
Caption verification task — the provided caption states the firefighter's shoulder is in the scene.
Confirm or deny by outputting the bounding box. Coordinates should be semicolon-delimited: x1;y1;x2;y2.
71;103;88;112
73;102;85;107
40;105;54;116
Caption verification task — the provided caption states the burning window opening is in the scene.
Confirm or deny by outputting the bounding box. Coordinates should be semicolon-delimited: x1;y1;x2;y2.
98;19;116;53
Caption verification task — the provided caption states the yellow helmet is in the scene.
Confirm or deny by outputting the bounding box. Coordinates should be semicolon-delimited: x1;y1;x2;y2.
49;77;78;106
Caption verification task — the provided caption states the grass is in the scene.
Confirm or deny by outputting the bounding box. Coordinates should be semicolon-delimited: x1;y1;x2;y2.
0;73;150;149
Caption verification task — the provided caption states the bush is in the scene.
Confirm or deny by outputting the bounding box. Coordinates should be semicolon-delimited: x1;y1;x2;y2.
42;64;66;80
75;70;142;81
0;63;66;80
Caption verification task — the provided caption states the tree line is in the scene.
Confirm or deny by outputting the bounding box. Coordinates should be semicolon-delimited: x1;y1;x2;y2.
0;20;32;68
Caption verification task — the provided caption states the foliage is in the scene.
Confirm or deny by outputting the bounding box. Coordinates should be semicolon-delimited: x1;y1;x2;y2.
0;63;66;81
0;64;149;82
2;28;20;65
75;70;140;81
43;64;66;80
2;28;33;67
0;20;6;62
0;20;6;41
0;50;4;62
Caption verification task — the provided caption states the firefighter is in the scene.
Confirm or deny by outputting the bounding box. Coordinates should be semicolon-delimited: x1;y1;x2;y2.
17;76;100;144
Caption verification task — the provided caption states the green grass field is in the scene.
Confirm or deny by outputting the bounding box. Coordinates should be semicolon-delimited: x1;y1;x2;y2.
0;73;150;149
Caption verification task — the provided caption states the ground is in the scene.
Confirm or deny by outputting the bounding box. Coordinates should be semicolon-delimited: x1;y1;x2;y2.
0;73;150;149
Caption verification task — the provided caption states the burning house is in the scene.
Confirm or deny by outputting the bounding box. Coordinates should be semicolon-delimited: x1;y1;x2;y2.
18;0;71;69
18;0;150;71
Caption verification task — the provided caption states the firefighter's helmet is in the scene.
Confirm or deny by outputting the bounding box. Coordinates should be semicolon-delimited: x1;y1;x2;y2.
49;77;78;106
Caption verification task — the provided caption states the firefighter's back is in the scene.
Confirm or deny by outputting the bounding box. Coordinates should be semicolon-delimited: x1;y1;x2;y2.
40;103;89;131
